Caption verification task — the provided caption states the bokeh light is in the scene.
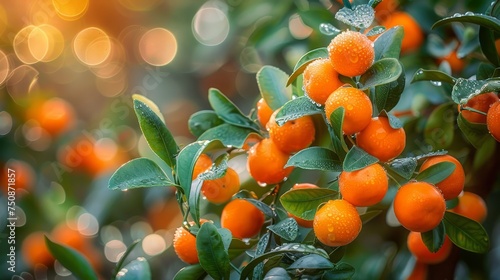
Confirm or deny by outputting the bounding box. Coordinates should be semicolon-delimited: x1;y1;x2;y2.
139;28;177;66
52;0;89;21
38;24;65;62
77;213;99;237
142;233;167;256
288;13;313;39
104;240;126;263
192;6;230;46
73;27;112;66
0;50;9;85
6;65;39;104
14;25;46;64
0;111;13;136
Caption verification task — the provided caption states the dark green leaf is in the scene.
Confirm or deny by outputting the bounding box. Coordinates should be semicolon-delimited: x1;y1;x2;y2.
359;58;402;90
267;218;299;241
446;197;459;209
112;240;141;280
285;147;342;172
443;211;489;253
275;96;323;125
198;124;256;149
229;238;258;259
374;63;405;113
45;236;98;280
379;110;403;129
374;26;404;60
414;150;448;161
323;263;355;280
343;146;379;172
360;210;383;224
253;232;270;280
329;107;348;158
208;88;259;131
218;228;232;252
280;188;339;220
421;221;446;253
335;5;375;29
173;265;206;280
415;161;456;184
188;110;224;138
432;13;500;33
473;137;496;170
196;222;231;280
387;158;418;179
257;66;292;110
411;69;456;85
116;258;151;280
247;198;275;218
479;25;499;66
133;96;178;168
188;180;203;228
264;267;291;279
287;48;329;86
288;254;334;270
452;78;500;104
426;34;457;58
424;103;455;149
476;63;496;80
457;113;492;149
108;158;175;191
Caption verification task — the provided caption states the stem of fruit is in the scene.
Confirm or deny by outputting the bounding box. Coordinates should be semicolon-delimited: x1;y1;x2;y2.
460;105;487;116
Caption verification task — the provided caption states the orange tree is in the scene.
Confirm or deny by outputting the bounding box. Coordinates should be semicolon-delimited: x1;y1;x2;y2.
43;0;500;279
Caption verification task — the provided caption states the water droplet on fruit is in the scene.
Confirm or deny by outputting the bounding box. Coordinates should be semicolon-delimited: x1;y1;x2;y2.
257;181;267;187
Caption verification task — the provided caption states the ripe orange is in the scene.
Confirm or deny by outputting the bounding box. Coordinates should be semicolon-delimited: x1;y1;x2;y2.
173;219;209;264
407;231;452;264
339;163;388;206
324;86;373;135
313;199;362;247
221;199;265;239
287;183;319;228
419;155;465;200
256;98;274;127
487;100;500;141
328;30;375;77
438;50;465;73
451;192;487;223
459;92;499;123
356;117;406;162
394;181;446;232
247;138;294;185
26;97;75;136
267;110;315;154
303;58;344;105
22;231;54;268
192;153;212;179
201;167;240;204
380;11;423;53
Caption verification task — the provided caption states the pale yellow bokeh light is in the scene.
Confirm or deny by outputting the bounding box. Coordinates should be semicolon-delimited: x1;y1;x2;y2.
289;13;313;39
73;27;112;66
38;24;65;62
139;28;177;66
90;39;125;79
0;50;9;86
6;65;39;104
142;234;166;256
52;0;89;21
192;7;230;46
94;138;118;161
28;26;49;61
14;26;40;64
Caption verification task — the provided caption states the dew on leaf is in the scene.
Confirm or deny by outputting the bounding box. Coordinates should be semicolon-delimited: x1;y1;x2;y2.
319;23;340;36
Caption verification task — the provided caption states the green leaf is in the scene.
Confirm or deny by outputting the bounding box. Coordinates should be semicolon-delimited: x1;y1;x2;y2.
323;263;355;280
285;147;342;172
374;26;404;60
411;69;456;85
343;146;379;172
116;258;151;280
379;110;403;129
257;66;292;110
329;107;348;158
208;88;259;131
280;188;339;221
173;264;206;280
188;110;224;138
133;95;178;168
275;96;323;125
264;267;291;279
366;26;386;37
476;63;496;80
267;218;299;241
473;137;496;170
108;158;174;191
360;210;382;224
229;238;258;259
414;150;448;161
112;240;141;280
424;103;455;149
479;24;500;66
457;113;492;149
287;48;329;86
198;124;256;149
374;63;405;113
217;228;232;252
387;158;417;179
196;222;231;280
197;153;228;181
421;221;446;253
288;254;334;270
253;232;270;280
415;161;456;185
335;5;375;29
359;58;402;90
247;198;275;218
240;243;329;280
44;236;98;280
452;78;500;104
432;13;500;34
443;211;489;253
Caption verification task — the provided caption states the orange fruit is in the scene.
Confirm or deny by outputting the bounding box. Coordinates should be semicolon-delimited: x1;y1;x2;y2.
173;219;209;264
487;100;500;141
257;98;274;127
459;92;499;123
267;110;315;154
407;231;452;264
313;199;362;247
324;86;373;135
451;192;487;223
438;50;465;73
201;167;240;204
287;183;319;228
394;181;446;232
419;155;465;200
247;138;294;185
303;58;344;105
339;163;388;206
380;11;423;53
356;117;406;162
328;30;375;77
22;231;54;268
221;199;265;239
27;97;75;136
192;153;212;179
406;261;428;280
